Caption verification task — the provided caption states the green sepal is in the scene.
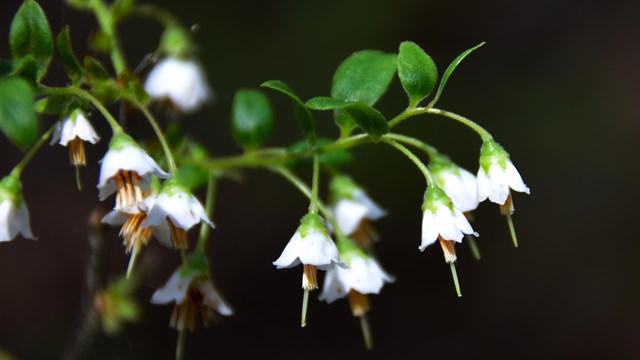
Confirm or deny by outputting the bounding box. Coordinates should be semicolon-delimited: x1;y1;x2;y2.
261;80;316;146
429;154;458;174
179;251;210;279
329;175;360;203
397;41;438;107
108;132;140;151
344;103;389;140
160;176;190;197
479;140;510;173
298;213;329;238
231;89;274;151
83;56;109;83
430;42;485;107
160;27;194;58
422;186;453;212
56;27;83;83
0;76;38;149
336;236;366;265
331;50;397;135
9;0;53;82
0;175;24;206
10;55;38;83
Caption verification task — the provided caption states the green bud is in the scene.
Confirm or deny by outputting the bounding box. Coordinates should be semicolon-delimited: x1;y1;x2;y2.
337;236;366;266
329;175;360;203
0;175;23;206
298;213;329;238
160;27;194;58
479;140;510;173
421;186;452;213
108;132;139;151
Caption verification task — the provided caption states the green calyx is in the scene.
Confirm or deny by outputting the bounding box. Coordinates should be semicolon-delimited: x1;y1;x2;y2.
337;236;366;266
160;177;190;197
421;186;453;213
0;175;23;206
429;154;459;175
329;175;361;204
160;27;194;58
179;251;210;279
108;132;140;151
479;140;510;173
298;213;329;238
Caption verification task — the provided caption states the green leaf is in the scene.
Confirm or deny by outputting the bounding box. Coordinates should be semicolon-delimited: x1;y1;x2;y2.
397;41;438;107
0;58;13;77
34;95;69;115
83;56;109;83
305;96;353;110
111;0;135;21
430;42;485;106
11;55;38;83
89;31;113;53
9;0;53;81
344;103;389;140
261;80;316;145
331;50;397;134
231;89;274;150
0;77;38;149
56;27;82;83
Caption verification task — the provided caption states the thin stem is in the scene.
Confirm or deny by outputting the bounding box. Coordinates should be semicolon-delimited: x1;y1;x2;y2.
91;0;127;74
427;108;493;142
176;329;186;360
507;213;519;248
131;4;182;28
133;101;178;174
301;288;310;327
466;234;481;261
384;133;439;158
388;107;428;127
308;153;320;214
43;87;124;133
381;138;437;187
11;125;56;177
359;315;373;350
449;262;462;298
196;172;217;253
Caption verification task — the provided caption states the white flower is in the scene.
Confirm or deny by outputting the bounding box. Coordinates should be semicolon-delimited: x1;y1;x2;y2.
0;176;34;241
101;200;173;249
273;214;342;270
144;57;212;113
320;255;394;304
477;141;530;205
420;187;477;251
334;190;387;236
56;110;100;146
97;133;170;208
431;156;478;213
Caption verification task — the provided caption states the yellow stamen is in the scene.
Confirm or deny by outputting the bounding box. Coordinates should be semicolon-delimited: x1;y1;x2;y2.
113;171;143;210
438;236;457;264
347;290;370;317
68;137;87;166
168;217;188;249
302;264;318;290
500;193;514;216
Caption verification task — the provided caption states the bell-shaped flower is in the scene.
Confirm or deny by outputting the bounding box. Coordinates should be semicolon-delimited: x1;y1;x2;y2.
477;140;530;206
320;237;394;316
151;253;232;331
97;133;170;210
144;57;212;113
430;154;479;213
52;109;100;166
142;178;213;249
0;175;34;241
329;175;387;239
420;186;477;252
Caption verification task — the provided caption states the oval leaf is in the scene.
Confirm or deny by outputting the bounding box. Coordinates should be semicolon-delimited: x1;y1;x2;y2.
429;42;485;107
331;50;397;134
231;89;274;150
9;0;53;81
261;80;316;146
305;97;354;110
0;77;38;149
344;103;389;140
56;27;82;83
398;41;438;107
83;56;109;83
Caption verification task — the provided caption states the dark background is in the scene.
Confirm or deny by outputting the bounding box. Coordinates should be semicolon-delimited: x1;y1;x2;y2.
1;0;639;359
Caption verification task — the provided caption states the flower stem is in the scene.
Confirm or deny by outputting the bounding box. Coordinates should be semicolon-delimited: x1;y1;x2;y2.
43;87;124;133
359;315;374;350
90;0;127;74
301;288;310;328
131;4;182;28
507;213;519;248
196;172;217;253
388;107;428;127
466;234;481;261
427;108;493;142
381;138;437;187
308;153;320;214
176;329;186;360
132;101;178;174
384;133;439;158
449;262;462;298
11;125;56;177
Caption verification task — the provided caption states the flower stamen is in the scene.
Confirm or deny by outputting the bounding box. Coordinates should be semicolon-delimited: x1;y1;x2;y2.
347;290;370;317
168;217;188;249
438;236;457;264
113;171;143;210
302;264;318;290
68;137;86;166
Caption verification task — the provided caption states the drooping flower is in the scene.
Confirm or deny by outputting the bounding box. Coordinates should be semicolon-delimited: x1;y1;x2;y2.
142;178;213;249
151;253;232;331
329;175;386;247
144;57;213;113
477;140;530;209
430;154;478;213
53;109;100;166
97;133;170;210
0;175;34;242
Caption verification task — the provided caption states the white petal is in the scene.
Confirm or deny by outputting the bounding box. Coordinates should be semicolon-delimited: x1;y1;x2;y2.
199;281;234;316
487;164;511;205
152;220;173;248
150;270;195;305
435;206;463;242
505;161;530;194
59;113;100;145
452;208;478;238
0;201;34;241
273;232;304;269
144;58;213;113
440;169;479;213
420;210;438;251
334;199;369;236
273;230;341;269
476;167;491;203
353;190;387;220
339;257;394;295
318;268;348;303
143;191;210;230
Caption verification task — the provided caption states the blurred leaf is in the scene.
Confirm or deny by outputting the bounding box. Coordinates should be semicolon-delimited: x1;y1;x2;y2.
0;76;38;149
11;55;38;83
120;71;150;105
261;80;316;145
111;0;135;21
344;103;388;140
305;96;353;110
0;58;13;77
331;50;396;134
9;0;53;81
231;89;274;151
397;41;438;107
56;27;82;83
89;31;113;53
286;138;354;169
34;95;69;115
430;42;485;106
178;141;211;190
83;56;109;83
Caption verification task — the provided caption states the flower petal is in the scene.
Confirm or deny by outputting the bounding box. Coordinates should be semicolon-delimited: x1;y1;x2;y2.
334;199;369;236
420;210;438;251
